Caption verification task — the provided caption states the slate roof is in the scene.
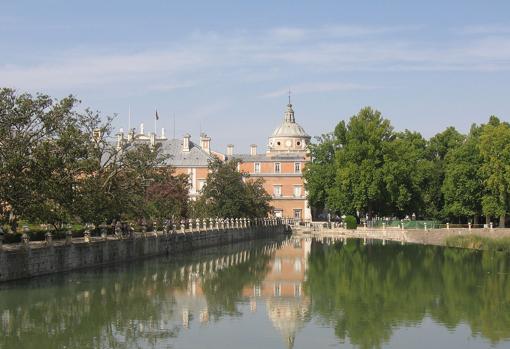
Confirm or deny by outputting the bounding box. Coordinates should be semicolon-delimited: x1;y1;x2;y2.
160;139;214;167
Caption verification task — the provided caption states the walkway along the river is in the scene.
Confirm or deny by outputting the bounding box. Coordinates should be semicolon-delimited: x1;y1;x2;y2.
0;218;289;282
292;225;510;246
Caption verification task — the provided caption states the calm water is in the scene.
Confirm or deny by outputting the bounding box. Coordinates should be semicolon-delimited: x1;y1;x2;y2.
1;237;510;349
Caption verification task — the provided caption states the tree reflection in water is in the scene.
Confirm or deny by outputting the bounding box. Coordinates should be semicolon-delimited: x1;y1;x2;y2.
0;240;279;349
0;237;509;349
305;239;510;349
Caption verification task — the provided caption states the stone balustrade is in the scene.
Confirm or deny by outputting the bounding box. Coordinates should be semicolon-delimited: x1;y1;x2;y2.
0;217;288;283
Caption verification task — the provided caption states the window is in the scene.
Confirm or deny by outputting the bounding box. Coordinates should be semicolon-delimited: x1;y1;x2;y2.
254;285;261;297
294;162;301;173
294;258;302;272
254;162;260;173
294;283;302;297
273;257;282;272
274;162;281;173
274;283;281;297
273;185;282;197
293;209;302;220
293;185;302;197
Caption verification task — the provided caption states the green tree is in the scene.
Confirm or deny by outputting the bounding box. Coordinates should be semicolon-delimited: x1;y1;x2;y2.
327;107;393;218
383;130;429;216
194;158;272;218
303;134;336;213
423;127;464;219
479;116;510;227
442;124;484;223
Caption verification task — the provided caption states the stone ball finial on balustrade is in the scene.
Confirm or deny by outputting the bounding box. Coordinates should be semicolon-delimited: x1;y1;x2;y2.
141;219;148;237
84;223;92;243
115;221;122;239
172;223;177;234
153;221;158;234
189;218;194;232
22;225;30;247
180;219;186;234
203;218;207;231
100;221;108;240
45;231;53;246
235;218;239;228
196;218;201;232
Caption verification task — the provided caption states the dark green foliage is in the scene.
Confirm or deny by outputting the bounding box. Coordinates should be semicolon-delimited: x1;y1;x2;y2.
0;88;190;228
192;159;272;218
445;235;510;253
305;106;510;225
344;215;357;229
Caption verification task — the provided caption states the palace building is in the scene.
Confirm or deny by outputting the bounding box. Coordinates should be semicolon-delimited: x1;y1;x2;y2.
115;100;312;220
228;101;312;221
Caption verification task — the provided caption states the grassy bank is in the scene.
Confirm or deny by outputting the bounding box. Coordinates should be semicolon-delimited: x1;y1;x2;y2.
445;235;510;253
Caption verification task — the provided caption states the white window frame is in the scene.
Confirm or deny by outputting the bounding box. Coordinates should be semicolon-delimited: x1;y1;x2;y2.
273;185;282;197
293;185;302;198
274;162;281;173
254;162;261;173
293;209;302;219
294;162;301;173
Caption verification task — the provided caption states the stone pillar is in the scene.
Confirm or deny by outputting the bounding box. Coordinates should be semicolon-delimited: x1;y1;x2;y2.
115;221;122;239
196;218;201;232
424;223;427;231
100;222;108;240
153;221;158;234
141;220;148;238
446;222;450;230
180;220;186;234
172;223;177;234
189;219;194;233
65;229;73;245
21;225;30;248
45;232;53;246
84;224;91;243
235;218;239;229
468;222;472;230
382;222;386;231
363;222;367;230
490;222;493;230
215;218;219;230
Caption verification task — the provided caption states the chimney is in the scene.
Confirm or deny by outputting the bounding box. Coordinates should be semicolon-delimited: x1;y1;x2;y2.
250;144;257;156
116;131;124;149
140;123;144;135
200;133;211;154
183;134;191;152
226;144;234;157
150;132;156;147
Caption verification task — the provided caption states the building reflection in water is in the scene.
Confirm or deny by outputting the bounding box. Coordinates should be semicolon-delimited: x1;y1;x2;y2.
164;237;312;348
244;237;312;349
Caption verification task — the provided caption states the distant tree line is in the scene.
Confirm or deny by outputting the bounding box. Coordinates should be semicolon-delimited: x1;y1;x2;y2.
0;88;271;232
304;107;510;227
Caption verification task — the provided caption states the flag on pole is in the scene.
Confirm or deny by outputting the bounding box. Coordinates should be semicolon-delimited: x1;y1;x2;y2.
155;109;159;120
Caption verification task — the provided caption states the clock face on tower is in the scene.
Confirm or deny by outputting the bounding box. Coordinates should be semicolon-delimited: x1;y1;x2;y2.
285;140;292;147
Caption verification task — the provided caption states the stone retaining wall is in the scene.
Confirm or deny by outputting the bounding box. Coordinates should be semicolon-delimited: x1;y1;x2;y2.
294;226;510;246
0;224;287;282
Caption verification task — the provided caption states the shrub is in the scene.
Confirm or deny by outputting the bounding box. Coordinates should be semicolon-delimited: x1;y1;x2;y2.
344;215;357;230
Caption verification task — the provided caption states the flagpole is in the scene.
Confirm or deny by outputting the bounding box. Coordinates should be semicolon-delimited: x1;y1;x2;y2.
154;108;157;135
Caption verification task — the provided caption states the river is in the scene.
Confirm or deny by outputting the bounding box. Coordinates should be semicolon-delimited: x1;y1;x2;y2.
1;236;509;349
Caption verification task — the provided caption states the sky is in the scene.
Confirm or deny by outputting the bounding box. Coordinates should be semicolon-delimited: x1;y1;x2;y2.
1;0;510;153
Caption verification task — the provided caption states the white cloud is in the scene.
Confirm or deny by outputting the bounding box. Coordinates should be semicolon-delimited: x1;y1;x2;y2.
2;24;510;94
261;82;378;98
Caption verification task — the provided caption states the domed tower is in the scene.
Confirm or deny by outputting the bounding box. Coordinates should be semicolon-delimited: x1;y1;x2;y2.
267;101;311;155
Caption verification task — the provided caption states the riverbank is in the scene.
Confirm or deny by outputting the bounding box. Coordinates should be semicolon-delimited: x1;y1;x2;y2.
293;226;510;248
0;222;288;282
